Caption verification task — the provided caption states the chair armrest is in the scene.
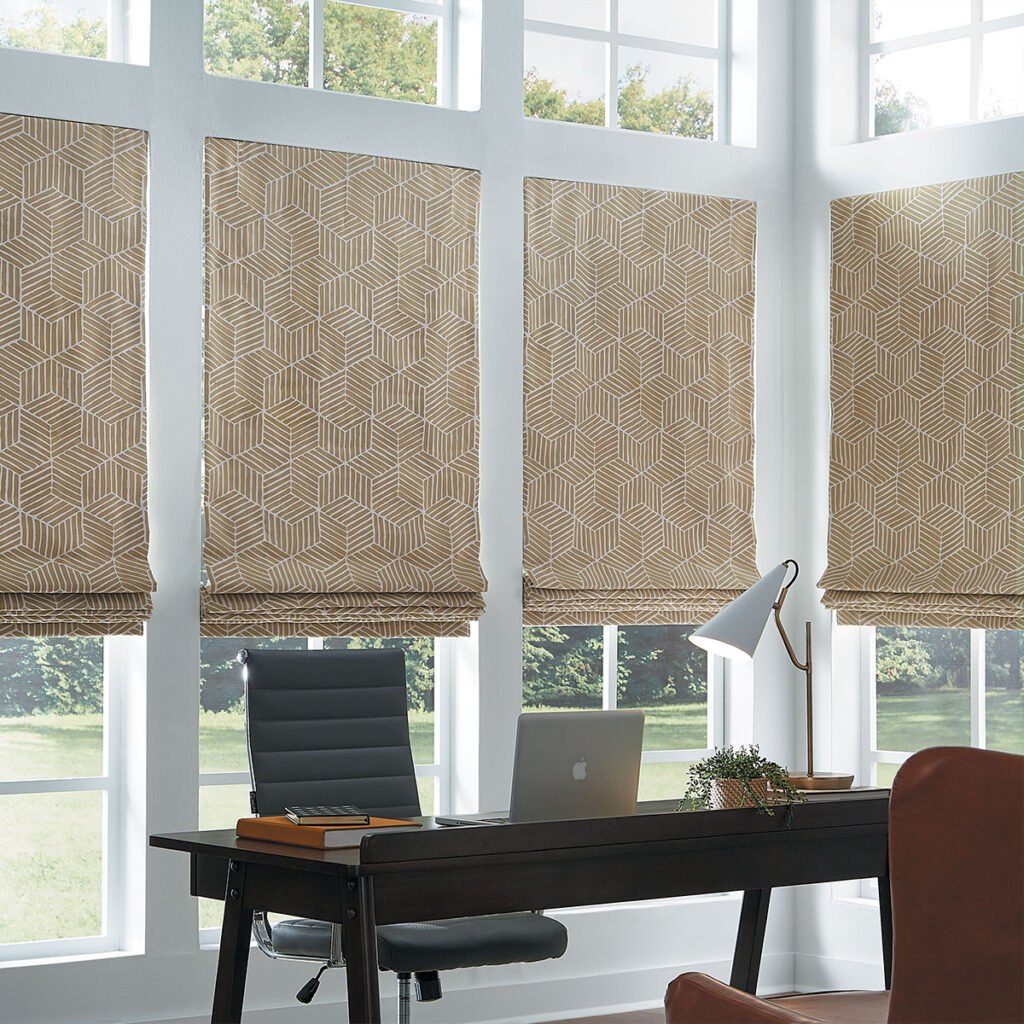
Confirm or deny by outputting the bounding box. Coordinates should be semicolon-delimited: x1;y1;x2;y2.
665;973;824;1024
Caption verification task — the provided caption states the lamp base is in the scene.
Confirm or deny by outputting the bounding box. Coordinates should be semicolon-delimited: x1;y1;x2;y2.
787;770;855;791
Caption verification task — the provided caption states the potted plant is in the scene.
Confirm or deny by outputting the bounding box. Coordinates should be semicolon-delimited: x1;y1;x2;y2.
682;744;805;824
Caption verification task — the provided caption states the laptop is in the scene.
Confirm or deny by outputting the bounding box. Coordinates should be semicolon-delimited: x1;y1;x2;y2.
435;709;645;825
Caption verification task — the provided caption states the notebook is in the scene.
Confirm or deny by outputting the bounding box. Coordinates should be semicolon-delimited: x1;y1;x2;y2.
435;709;645;826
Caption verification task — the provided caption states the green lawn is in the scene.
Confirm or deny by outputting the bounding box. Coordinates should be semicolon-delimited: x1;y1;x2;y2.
3;691;1021;943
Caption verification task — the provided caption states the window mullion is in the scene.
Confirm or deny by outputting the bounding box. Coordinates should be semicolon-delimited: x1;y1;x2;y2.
860;0;873;139
862;625;877;774
970;628;986;748
440;0;455;109
309;0;325;90
606;0;618;129
716;0;730;143
970;0;983;120
603;625;617;709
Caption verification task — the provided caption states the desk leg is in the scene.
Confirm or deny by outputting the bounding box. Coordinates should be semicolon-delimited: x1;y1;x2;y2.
878;874;893;990
342;876;381;1024
212;860;253;1024
730;888;771;994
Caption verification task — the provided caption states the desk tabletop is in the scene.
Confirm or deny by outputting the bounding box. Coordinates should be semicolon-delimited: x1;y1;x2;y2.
150;789;889;876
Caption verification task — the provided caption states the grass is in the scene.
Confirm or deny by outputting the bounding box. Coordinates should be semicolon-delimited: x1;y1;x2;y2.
3;690;1021;943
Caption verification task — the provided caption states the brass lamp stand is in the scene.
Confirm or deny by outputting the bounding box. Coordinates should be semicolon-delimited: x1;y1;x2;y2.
772;561;853;790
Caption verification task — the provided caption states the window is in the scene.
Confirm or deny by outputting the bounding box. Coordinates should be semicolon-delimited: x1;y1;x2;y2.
203;0;481;109
861;626;1024;787
522;625;721;800
0;0;149;63
869;0;1024;136
0;637;131;957
523;0;729;139
197;635;444;932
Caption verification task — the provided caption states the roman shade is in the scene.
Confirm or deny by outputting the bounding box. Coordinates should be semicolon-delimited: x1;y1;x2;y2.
522;176;759;626
202;138;485;638
819;172;1024;628
0;112;154;636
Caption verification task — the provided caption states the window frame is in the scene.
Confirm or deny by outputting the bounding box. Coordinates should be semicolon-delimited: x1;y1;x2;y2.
523;0;732;141
864;0;1024;138
0;0;148;65
0;637;133;961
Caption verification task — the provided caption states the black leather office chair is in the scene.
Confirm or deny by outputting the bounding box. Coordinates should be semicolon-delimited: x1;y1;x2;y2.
240;647;568;1022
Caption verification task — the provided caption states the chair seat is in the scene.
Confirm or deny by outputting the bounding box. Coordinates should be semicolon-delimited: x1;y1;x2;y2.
271;913;568;973
771;990;890;1024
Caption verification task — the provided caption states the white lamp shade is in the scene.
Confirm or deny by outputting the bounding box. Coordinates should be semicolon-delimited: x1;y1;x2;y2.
689;562;789;660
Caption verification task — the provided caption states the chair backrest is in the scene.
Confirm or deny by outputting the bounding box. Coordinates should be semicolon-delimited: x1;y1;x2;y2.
887;745;1024;1024
241;647;422;819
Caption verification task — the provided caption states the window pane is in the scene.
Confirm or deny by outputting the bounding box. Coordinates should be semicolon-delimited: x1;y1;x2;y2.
872;0;971;42
873;39;971;134
199;784;252;929
417;775;436;816
524;31;606;126
875;627;971;750
0;638;104;782
982;26;1024;118
985;631;1024;755
984;0;1024;17
323;2;438;103
524;0;607;30
0;0;106;58
200;638;305;774
523;626;603;709
322;638;435;765
617;47;715;137
619;0;716;47
0;791;102;943
874;762;900;787
639;760;694;802
204;0;308;85
617;626;707;750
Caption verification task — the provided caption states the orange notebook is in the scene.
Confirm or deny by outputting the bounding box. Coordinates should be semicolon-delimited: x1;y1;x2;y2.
236;815;421;849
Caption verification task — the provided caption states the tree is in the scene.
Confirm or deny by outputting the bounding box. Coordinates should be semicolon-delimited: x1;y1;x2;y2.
0;5;105;58
522;626;603;707
617;626;707;705
524;63;714;138
323;5;436;102
617;64;713;138
203;0;309;85
874;80;929;136
875;627;971;692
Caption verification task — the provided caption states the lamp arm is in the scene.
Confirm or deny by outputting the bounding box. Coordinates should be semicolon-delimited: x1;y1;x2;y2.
772;575;814;777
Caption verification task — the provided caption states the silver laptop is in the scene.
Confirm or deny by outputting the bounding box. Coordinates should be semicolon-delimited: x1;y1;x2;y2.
436;709;645;825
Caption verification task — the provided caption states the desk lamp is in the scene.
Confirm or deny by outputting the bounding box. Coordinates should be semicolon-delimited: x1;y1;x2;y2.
689;559;853;790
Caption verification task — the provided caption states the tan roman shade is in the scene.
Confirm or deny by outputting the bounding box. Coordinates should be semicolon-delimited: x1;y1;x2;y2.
202;138;485;637
522;176;759;625
0;112;154;637
819;172;1024;628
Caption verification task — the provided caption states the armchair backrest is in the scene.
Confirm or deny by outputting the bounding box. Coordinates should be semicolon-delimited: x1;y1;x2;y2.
888;745;1024;1024
241;647;422;819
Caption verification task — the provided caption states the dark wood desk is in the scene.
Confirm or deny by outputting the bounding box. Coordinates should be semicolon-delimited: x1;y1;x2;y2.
151;791;891;1024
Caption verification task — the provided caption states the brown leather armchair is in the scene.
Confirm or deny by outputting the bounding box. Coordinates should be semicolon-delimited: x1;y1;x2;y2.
665;746;1024;1024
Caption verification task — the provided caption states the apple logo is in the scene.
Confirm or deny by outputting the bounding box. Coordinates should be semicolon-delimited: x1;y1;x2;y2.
572;757;588;781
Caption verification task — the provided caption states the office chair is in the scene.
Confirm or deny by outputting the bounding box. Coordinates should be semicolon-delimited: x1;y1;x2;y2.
240;647;568;1022
664;745;1024;1024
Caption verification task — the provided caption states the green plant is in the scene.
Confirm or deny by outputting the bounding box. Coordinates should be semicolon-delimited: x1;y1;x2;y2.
682;744;805;824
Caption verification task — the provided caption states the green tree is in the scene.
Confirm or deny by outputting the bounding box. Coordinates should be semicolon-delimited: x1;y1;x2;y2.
876;627;971;692
524;63;714;138
323;5;436;102
617;64;713;138
874;79;929;136
617;626;707;705
203;0;309;85
523;69;605;126
0;5;105;58
522;626;603;707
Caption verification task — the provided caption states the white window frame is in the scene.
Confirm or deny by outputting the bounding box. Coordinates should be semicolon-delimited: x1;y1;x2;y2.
523;0;732;141
0;1;147;64
0;636;140;961
306;0;461;106
864;0;1024;138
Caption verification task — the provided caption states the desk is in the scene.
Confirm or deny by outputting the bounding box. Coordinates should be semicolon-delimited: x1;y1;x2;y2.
151;791;891;1024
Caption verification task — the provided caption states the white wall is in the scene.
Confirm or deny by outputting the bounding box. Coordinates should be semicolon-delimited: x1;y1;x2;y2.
10;0;1015;1018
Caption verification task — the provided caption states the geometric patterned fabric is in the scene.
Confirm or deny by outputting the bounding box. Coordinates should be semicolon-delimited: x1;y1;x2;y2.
202;138;485;637
0;112;154;636
523;177;759;625
819;172;1024;628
